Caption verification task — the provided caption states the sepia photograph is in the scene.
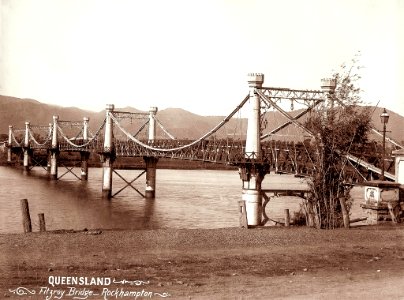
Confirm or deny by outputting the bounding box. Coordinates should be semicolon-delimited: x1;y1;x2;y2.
1;0;404;299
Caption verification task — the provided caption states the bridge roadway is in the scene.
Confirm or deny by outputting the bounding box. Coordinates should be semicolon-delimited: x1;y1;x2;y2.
56;138;309;165
12;137;394;181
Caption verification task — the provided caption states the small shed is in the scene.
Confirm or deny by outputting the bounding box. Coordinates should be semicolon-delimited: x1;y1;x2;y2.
359;180;402;225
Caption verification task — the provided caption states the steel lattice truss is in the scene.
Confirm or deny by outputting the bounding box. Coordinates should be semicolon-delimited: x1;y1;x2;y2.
112;111;149;121
112;138;316;169
260;87;325;103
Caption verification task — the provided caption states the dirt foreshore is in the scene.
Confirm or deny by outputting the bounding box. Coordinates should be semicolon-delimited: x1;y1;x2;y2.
1;225;404;299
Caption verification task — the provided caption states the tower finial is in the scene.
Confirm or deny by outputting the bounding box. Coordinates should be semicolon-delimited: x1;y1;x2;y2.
247;73;264;88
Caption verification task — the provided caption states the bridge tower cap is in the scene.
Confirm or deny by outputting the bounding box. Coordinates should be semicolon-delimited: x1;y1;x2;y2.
321;78;337;93
9;125;13;128
53;115;59;120
247;73;264;87
106;104;115;111
83;117;89;121
25;121;30;125
149;106;158;113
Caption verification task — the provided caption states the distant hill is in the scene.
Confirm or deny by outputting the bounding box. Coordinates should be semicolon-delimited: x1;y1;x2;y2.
0;95;403;145
0;95;105;130
366;106;404;145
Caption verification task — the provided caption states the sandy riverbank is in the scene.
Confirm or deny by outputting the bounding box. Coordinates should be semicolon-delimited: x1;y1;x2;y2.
2;225;404;299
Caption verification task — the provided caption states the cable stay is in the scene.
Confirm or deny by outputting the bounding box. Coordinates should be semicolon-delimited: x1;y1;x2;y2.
132;120;149;138
155;118;176;140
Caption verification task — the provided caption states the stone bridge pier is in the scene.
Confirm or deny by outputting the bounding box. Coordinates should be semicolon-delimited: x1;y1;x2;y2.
239;73;268;226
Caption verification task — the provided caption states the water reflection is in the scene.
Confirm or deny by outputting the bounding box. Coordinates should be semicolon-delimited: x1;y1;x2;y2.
0;166;366;233
0;167;241;233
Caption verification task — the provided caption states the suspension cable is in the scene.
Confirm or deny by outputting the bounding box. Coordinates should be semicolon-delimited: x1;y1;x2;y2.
11;132;23;146
29;129;52;146
111;94;250;152
57;119;106;148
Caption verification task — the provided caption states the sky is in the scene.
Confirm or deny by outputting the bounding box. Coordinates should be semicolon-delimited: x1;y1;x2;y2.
1;0;403;117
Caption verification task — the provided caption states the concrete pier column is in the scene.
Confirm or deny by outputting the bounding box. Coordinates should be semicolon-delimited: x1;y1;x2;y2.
393;149;404;184
239;73;267;227
23;122;31;171
81;152;90;181
46;123;52;172
144;156;158;198
144;107;159;198
239;166;266;226
7;125;13;163
80;117;90;180
102;104;115;199
50;116;59;180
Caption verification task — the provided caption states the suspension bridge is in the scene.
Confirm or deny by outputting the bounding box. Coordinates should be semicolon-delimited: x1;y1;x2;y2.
3;73;404;226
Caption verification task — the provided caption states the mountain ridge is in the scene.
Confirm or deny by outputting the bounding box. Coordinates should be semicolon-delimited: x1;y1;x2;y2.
1;95;403;145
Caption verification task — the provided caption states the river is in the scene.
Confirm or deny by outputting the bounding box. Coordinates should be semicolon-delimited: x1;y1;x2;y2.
0;166;366;233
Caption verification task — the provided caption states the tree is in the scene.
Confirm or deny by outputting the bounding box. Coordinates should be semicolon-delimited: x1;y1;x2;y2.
304;56;372;229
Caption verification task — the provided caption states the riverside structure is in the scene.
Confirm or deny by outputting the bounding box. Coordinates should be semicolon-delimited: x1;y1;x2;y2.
4;74;403;227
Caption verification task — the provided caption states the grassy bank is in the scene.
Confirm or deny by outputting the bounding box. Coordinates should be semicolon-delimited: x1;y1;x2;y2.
2;225;404;299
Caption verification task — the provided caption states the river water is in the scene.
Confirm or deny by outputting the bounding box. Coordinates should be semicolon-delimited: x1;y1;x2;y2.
0;166;365;233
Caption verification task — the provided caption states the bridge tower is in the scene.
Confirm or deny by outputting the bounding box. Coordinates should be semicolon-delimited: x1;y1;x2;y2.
102;104;115;198
46;123;52;172
239;73;269;226
144;106;159;198
321;78;337;122
80;117;90;180
23;122;31;171
49;116;59;180
7;125;13;163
